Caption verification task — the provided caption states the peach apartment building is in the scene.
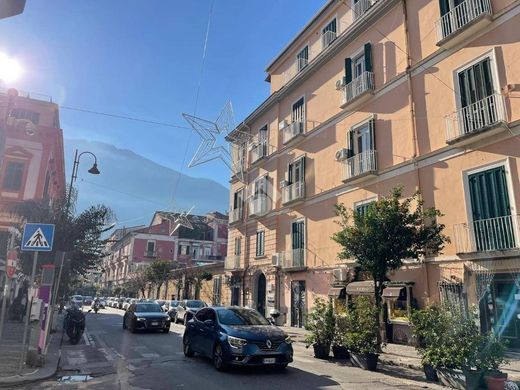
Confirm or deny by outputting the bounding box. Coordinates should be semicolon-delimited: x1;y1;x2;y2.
224;0;520;344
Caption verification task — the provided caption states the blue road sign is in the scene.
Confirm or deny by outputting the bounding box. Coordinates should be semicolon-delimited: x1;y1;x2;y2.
21;223;55;252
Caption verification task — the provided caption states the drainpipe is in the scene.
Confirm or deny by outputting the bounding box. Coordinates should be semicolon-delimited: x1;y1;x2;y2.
402;0;430;303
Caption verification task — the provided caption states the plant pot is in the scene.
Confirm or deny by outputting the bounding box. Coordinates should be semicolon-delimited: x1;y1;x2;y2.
312;343;330;359
332;345;350;360
484;372;508;390
350;352;378;371
463;369;484;390
436;368;466;390
422;364;438;382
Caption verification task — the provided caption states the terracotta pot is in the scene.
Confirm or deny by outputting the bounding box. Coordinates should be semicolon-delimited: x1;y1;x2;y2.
350;352;378;371
332;345;350;360
312;343;330;359
484;375;507;390
422;364;438;382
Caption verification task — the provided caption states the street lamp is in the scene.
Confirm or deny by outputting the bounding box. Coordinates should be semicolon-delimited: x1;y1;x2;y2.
65;149;100;212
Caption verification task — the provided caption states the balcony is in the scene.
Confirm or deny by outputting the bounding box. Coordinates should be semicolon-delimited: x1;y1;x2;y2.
435;0;493;48
249;194;270;217
275;249;307;272
453;215;520;254
250;141;268;165
229;207;243;225
342;150;378;182
282;121;305;144
321;30;337;49
224;255;242;271
341;71;374;109
143;251;156;258
281;181;305;205
445;93;506;145
353;0;377;20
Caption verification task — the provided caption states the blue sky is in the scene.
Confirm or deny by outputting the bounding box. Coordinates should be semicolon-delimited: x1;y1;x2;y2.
0;1;323;190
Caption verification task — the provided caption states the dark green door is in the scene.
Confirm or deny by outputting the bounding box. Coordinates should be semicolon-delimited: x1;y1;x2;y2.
256;274;266;317
468;166;514;251
291;221;305;267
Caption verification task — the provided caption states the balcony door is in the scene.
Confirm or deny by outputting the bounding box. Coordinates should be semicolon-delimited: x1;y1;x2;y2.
468;166;514;251
291;98;305;130
347;120;375;176
291;220;305;267
458;57;496;134
291;281;306;328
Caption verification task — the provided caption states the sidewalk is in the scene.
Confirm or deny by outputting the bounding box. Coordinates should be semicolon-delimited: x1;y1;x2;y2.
0;311;63;388
281;326;520;382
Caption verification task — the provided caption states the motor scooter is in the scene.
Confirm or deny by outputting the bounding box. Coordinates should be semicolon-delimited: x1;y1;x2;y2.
91;301;100;314
64;306;86;345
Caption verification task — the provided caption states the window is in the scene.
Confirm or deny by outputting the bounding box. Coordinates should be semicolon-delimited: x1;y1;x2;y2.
291;220;305;267
321;18;337;48
344;43;373;85
2;161;25;191
146;241;155;256
234;237;242;256
11;109;40;124
256;231;265;257
204;247;211;256
355;200;375;217
213;278;222;305
233;189;244;210
252;176;267;198
347;119;375;156
43;172;51;197
288;156;305;185
297;46;309;71
258;125;268;157
179;245;189;255
292;97;305;125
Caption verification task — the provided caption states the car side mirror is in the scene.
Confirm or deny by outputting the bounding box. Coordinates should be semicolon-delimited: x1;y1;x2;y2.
204;319;214;327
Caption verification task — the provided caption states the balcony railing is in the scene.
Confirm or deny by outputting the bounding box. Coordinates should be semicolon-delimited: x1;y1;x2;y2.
224;255;242;271
353;0;377;20
282;121;305;144
250;141;268;164
249;194;270;217
282;181;305;205
278;249;306;269
229;207;243;224
297;57;308;72
342;71;374;106
435;0;492;42
321;30;337;49
453;215;520;253
143;251;156;258
343;150;377;181
445;93;506;142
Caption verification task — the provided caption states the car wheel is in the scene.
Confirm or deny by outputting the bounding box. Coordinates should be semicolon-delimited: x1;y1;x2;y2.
213;343;228;371
183;337;194;357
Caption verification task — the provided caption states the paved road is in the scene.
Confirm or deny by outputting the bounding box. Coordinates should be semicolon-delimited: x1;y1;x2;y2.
27;307;443;389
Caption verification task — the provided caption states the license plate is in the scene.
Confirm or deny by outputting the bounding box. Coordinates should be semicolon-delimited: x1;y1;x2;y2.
263;358;276;364
151;321;159;326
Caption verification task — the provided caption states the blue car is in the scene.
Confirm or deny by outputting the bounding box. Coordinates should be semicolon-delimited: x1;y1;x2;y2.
183;306;293;371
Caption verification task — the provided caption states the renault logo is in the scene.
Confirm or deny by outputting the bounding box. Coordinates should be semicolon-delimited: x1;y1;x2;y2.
266;339;272;349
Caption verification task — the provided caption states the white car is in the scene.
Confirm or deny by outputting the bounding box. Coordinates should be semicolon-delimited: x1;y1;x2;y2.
70;295;83;308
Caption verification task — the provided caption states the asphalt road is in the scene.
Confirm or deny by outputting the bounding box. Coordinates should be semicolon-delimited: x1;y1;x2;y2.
26;307;443;390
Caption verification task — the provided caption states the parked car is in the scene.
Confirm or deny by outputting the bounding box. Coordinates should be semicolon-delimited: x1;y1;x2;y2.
83;296;93;306
175;300;206;325
98;298;106;309
155;300;166;308
122;298;132;310
166;300;180;320
123;302;170;333
183;306;293;371
70;295;83;308
118;297;126;309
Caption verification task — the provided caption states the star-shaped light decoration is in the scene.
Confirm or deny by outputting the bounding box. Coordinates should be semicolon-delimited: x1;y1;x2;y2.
182;101;252;182
170;206;195;235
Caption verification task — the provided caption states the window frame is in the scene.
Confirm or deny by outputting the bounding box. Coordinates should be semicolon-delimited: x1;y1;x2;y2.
1;159;26;192
234;236;242;256
296;44;310;72
255;230;265;258
321;16;338;49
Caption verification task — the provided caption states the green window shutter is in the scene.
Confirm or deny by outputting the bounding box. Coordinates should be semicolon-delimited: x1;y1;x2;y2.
364;43;372;73
369;119;376;150
439;0;450;16
468;166;510;221
345;58;352;84
347;130;354;157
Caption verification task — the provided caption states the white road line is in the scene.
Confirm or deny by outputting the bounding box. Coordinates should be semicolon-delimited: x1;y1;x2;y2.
83;331;90;346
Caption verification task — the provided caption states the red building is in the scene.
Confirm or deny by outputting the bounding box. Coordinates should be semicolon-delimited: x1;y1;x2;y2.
0;88;65;275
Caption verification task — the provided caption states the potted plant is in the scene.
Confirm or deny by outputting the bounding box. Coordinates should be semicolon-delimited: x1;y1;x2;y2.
474;335;508;390
332;313;350;359
304;298;334;359
344;296;381;371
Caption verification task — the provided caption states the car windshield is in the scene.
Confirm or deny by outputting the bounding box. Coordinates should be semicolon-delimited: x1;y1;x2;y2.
171;301;179;307
186;300;205;308
217;308;270;326
135;304;162;313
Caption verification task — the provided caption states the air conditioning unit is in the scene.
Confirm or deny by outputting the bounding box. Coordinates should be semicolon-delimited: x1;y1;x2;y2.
335;79;344;90
335;148;350;161
333;268;348;281
272;254;280;267
278;120;288;130
279;180;289;188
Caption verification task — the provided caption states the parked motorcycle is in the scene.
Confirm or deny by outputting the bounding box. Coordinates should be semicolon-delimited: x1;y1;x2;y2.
91;301;100;314
64;306;86;345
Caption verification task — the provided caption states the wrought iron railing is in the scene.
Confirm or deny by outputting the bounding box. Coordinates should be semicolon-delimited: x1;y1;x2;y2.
229;207;243;224
282;181;305;204
435;0;492;42
250;141;268;163
321;30;337;48
282;121;305;144
249;194;270;217
353;0;377;20
342;150;377;180
279;249;306;269
342;71;374;105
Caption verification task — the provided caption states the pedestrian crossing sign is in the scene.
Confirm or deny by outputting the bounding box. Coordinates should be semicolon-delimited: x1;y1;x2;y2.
21;223;55;252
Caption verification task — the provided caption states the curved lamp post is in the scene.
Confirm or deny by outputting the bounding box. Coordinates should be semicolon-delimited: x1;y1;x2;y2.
65;149;100;212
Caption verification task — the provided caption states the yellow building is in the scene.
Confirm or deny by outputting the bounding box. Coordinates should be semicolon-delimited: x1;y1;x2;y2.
224;0;520;344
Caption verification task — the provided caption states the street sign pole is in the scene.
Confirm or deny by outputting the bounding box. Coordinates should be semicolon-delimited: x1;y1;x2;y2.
18;250;38;371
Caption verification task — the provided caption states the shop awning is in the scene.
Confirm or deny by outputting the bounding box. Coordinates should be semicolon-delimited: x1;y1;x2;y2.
345;281;374;295
382;287;405;298
328;287;346;299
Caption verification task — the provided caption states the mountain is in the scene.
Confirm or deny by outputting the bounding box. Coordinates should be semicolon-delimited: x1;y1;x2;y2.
64;139;229;226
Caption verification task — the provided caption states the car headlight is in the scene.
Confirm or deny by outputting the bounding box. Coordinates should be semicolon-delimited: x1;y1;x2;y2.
137;317;146;321
227;335;248;349
285;335;293;344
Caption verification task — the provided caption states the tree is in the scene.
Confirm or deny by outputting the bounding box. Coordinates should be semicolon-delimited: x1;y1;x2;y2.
125;267;149;298
145;260;173;299
10;195;114;296
332;186;449;346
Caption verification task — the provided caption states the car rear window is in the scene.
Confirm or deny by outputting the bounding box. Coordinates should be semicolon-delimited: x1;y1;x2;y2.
186;300;205;308
135;303;162;313
217;308;270;326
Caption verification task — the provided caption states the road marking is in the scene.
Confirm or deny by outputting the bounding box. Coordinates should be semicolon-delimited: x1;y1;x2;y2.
83;332;90;346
